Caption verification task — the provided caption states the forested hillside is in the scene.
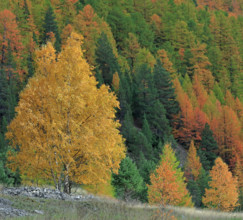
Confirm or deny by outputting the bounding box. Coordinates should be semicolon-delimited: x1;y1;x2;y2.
0;0;242;212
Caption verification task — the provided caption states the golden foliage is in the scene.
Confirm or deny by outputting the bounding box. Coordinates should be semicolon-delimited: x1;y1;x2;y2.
6;32;126;188
202;157;239;211
185;140;202;181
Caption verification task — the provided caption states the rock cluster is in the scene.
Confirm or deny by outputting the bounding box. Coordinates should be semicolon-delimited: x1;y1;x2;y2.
0;186;96;218
0;197;30;218
2;186;95;201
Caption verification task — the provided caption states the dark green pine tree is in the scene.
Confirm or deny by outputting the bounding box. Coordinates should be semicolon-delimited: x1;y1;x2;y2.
107;6;133;50
187;167;210;208
142;114;153;145
0;116;8;152
121;109;153;161
121;106;135;147
147;100;171;142
198;123;218;171
153;59;179;120
43;6;61;52
0;158;12;185
138;152;156;185
23;0;30;19
0;45;20;185
135;131;153;161
112;157;147;202
133;63;157;119
95;32;120;86
118;72;133;120
0;69;9;121
1;44;18;123
187;179;202;207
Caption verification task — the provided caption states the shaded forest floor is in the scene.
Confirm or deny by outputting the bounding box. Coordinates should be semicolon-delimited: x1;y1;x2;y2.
1;186;243;220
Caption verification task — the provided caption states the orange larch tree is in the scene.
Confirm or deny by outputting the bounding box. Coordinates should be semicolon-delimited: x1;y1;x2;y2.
174;77;209;146
74;5;117;66
148;144;193;207
185;140;202;181
189;42;214;91
157;49;176;78
210;105;242;168
173;78;195;146
193;74;208;109
0;9;24;78
193;107;209;142
202;157;239;211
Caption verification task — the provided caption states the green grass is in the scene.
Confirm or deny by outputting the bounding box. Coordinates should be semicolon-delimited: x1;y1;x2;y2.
1;193;243;220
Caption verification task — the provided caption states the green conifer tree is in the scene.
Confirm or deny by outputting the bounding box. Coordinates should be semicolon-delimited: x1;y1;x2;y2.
146;100;171;142
118;72;133;119
213;82;225;105
95;32;120;85
198;123;218;171
43;6;61;52
142;114;153;144
153;59;179;120
112;157;146;202
134;63;156;119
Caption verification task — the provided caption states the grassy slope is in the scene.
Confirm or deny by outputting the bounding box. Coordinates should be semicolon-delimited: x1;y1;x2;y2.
1;192;243;220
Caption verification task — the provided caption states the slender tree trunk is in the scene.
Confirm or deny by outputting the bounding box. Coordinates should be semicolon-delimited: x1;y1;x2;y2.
63;174;71;194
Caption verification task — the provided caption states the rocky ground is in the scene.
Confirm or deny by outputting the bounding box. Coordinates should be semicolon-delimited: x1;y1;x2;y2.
1;186;243;220
0;197;30;218
0;186;96;219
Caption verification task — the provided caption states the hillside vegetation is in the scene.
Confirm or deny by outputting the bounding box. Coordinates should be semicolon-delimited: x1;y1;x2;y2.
0;0;242;214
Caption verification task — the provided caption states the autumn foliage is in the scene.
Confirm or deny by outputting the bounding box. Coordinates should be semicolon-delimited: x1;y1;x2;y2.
0;0;242;209
0;9;23;77
148;144;193;207
185;140;202;181
6;32;126;193
202;157;239;211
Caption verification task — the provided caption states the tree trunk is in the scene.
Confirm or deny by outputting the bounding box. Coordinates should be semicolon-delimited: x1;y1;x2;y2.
63;174;71;194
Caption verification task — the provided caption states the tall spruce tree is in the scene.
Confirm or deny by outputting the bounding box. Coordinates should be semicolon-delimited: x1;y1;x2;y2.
112;157;146;202
142;114;153;144
153;59;179;120
0;69;8;121
95;32;120;86
138;152;156;185
146;100;171;142
43;6;61;52
118;72;133;120
198;123;218;171
0;49;19;184
134;63;156;119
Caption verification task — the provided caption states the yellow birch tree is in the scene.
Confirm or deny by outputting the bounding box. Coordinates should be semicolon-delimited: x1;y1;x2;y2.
6;32;126;193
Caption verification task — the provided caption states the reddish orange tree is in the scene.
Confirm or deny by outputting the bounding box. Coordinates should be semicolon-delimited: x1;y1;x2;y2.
203;157;239;211
174;78;208;146
173;78;195;145
148;144;193;207
193;74;208;109
0;9;24;77
210;105;242;168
